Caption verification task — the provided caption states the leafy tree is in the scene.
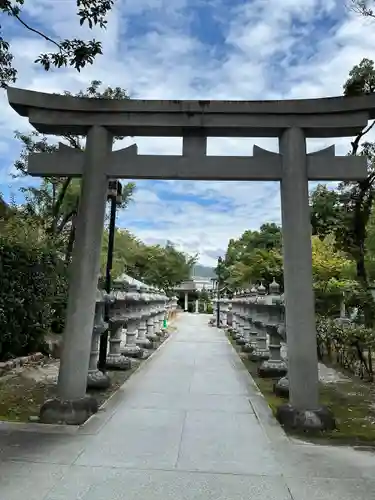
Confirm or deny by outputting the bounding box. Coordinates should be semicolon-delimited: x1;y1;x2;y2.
364;206;375;280
311;234;357;315
199;288;210;303
13;80;135;261
349;0;375;19
312;234;355;283
0;0;114;88
310;58;375;325
100;231;197;293
0;193;12;219
310;185;344;239
344;58;375;97
137;242;197;293
100;228;143;280
219;223;282;289
0;207;69;351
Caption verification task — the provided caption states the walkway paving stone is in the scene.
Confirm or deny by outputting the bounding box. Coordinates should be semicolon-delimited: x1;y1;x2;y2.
1;313;375;499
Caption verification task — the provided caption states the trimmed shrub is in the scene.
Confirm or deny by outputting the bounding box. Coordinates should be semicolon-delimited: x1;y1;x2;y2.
316;314;375;381
0;236;67;360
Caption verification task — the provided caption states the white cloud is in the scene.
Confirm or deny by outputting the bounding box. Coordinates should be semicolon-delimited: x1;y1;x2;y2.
1;0;375;266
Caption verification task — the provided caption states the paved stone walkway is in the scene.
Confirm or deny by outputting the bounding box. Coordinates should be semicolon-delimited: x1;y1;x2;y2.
1;313;375;499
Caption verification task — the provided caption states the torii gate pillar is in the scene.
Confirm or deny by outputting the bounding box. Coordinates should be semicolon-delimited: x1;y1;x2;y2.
49;126;113;424
278;128;328;427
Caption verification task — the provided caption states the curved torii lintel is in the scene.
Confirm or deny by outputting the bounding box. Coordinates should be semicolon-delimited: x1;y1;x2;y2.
7;87;375;138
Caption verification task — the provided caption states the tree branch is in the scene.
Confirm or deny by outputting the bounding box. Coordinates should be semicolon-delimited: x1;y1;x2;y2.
51;177;72;234
56;209;76;235
7;5;62;51
348;0;375;17
351;121;375;155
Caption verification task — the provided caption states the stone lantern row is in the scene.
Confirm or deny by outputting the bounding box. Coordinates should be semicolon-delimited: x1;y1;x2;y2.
215;279;289;397
87;273;178;390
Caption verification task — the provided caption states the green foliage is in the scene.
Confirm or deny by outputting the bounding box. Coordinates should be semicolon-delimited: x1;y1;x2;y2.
219;223;283;289
310;185;343;240
344;58;375;96
13;80;134;263
308;58;375;325
0;215;67;360
0;0;114;88
199;289;210;302
316;315;374;380
100;230;196;293
206;303;213;314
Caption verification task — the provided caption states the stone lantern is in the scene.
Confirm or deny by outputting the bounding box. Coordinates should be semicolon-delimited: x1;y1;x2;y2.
154;289;164;336
237;288;250;346
162;292;170;333
273;292;290;398
249;283;270;361
106;278;132;370
242;286;258;353
258;279;287;378
230;291;239;333
136;284;152;350
122;283;143;358
221;293;229;328
232;290;245;341
160;289;168;336
146;288;159;343
87;289;112;389
170;295;178;319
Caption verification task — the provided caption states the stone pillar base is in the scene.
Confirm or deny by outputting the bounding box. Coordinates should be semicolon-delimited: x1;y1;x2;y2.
258;360;287;379
149;340;159;350
232;332;243;340
39;396;98;425
276;403;336;432
106;355;132;371
273;375;290;398
242;343;255;353
236;337;247;345
146;333;159;341
87;370;111;390
248;349;269;362
140;349;152;359
136;337;152;348
121;345;143;358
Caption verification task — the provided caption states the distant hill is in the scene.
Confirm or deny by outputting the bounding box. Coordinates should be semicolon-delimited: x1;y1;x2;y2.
192;264;216;279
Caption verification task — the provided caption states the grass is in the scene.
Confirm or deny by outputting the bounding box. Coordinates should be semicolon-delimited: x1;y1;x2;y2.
0;335;168;424
227;332;375;447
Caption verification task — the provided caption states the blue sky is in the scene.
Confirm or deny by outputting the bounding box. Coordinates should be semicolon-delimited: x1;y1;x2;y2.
1;0;375;265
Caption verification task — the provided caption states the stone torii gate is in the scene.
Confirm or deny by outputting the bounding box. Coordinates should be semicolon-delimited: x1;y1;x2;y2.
7;88;375;428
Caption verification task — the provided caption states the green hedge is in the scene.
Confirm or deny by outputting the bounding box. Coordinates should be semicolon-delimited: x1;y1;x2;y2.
316;315;375;381
0;237;68;361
